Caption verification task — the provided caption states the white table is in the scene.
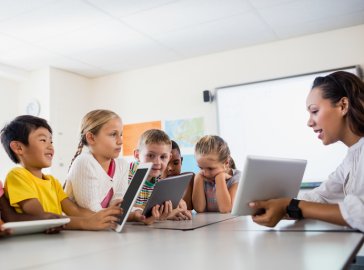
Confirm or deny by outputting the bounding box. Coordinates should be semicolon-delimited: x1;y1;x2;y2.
0;214;362;270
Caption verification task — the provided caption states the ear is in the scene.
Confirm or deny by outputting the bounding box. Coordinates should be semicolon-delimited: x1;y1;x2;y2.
10;141;23;156
134;149;140;161
85;132;96;145
339;97;349;116
224;158;230;170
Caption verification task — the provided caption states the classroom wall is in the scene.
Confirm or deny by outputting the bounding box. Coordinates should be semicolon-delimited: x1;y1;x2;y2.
89;24;364;137
49;68;91;182
0;24;363;181
0;77;20;180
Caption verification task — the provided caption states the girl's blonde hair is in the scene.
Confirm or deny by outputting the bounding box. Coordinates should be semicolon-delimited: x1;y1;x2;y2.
137;129;171;150
69;109;121;170
195;135;231;164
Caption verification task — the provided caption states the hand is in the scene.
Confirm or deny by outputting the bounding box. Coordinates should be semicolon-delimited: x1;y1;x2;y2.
0;220;11;238
168;200;192;221
249;198;290;227
215;171;232;183
41;212;63;220
132;207;160;225
109;199;122;207
84;205;123;230
158;201;173;221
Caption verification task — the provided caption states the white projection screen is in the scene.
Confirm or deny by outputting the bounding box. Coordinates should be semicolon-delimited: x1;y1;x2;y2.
217;66;361;183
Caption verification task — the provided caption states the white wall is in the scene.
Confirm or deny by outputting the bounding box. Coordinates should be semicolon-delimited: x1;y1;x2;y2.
0;77;20;180
49;68;91;182
1;24;364;182
90;24;364;137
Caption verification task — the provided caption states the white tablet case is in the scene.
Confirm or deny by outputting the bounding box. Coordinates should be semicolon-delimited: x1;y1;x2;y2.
232;155;307;216
114;162;152;232
3;218;71;235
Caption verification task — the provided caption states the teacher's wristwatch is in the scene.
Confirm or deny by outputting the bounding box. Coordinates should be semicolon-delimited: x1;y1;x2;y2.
286;198;303;220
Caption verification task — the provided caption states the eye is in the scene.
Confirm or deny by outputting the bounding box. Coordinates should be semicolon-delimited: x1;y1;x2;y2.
147;154;155;159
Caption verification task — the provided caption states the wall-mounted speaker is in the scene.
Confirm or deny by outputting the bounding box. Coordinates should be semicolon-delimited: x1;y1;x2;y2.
203;90;214;103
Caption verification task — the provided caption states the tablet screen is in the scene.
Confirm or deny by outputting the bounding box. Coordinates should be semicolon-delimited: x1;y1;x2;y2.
117;168;149;226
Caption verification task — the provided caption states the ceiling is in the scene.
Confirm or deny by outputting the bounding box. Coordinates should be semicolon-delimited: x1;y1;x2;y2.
0;0;363;79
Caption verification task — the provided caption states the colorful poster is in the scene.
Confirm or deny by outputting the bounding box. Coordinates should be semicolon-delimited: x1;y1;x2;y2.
122;121;162;156
164;117;204;148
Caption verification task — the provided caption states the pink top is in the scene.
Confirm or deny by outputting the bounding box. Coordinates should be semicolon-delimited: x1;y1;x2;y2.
100;160;115;208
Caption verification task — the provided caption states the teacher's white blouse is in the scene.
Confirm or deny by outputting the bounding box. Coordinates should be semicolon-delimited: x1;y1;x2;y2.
299;137;364;231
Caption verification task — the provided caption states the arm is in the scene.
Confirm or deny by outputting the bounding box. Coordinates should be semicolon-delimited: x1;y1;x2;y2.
249;198;347;227
215;172;238;213
191;173;206;212
0;196;59;222
61;198;122;230
61;198;94;217
66;157;105;212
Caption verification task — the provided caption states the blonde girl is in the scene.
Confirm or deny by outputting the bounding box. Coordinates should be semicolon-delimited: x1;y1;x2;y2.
65;110;128;212
192;135;241;213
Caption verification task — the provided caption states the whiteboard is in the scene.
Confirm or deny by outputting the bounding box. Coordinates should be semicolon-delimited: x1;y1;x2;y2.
216;67;359;182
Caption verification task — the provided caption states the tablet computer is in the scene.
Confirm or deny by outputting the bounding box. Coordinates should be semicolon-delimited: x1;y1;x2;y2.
232;155;307;216
114;162;152;232
142;172;194;217
2;218;71;235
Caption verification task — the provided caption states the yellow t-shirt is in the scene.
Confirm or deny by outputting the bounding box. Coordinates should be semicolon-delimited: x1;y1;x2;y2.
5;167;68;215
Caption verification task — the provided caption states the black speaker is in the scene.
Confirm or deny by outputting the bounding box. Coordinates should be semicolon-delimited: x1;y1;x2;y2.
203;90;213;103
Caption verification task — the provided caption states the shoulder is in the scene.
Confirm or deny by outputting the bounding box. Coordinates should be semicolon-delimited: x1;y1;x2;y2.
230;169;242;183
115;157;130;169
6;167;31;180
68;151;98;175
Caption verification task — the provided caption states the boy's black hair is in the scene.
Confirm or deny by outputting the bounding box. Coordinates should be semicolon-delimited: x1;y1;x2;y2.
0;115;52;163
171;140;181;154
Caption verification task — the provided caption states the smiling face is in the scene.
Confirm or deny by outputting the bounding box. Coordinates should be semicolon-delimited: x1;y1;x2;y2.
306;87;348;146
87;117;123;160
13;127;54;177
163;148;183;178
135;143;171;179
196;154;227;182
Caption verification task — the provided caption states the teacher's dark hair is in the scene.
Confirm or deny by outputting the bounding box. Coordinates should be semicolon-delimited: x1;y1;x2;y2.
312;71;364;136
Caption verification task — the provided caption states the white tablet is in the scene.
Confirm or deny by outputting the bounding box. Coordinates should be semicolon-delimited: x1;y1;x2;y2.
114;162;152;232
232;155;307;216
142;172;194;217
2;218;71;235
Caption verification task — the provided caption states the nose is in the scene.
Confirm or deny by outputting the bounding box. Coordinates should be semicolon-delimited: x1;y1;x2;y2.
307;116;314;128
117;135;123;145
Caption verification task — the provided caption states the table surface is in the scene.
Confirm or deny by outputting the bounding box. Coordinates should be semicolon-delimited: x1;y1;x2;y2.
1;214;362;270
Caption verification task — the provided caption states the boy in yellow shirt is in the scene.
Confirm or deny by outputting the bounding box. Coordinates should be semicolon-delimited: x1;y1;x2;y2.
1;115;122;230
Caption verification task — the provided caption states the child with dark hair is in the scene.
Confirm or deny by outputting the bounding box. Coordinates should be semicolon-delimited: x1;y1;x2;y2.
1;115;122;231
162;140;194;210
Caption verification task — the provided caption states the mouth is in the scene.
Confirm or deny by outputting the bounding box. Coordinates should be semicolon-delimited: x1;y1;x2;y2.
115;147;122;152
45;153;53;159
314;129;323;139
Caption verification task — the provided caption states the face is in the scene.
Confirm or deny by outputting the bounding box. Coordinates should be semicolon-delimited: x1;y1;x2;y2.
164;149;182;177
196;154;227;182
88;117;123;160
16;127;54;170
306;87;347;145
136;143;171;179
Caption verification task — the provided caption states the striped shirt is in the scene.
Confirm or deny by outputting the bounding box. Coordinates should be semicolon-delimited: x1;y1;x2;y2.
204;169;241;212
129;161;159;208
